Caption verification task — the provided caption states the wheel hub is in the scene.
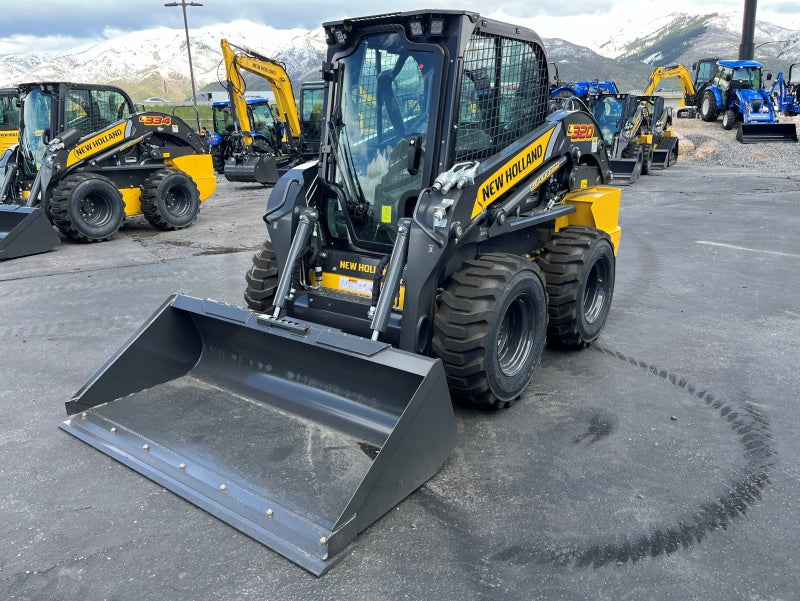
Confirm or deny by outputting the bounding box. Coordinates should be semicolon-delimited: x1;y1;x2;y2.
80;194;112;226
584;259;609;324
497;295;535;377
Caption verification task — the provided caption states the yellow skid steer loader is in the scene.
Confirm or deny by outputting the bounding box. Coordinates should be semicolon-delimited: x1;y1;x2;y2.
61;11;622;575
0;82;215;260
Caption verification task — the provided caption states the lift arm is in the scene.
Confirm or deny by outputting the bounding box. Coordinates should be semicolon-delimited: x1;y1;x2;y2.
220;39;303;147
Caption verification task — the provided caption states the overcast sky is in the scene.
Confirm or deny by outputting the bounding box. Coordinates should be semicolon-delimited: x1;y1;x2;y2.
1;0;798;55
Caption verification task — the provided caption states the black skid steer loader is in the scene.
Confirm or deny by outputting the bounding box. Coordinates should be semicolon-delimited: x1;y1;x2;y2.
0;82;216;260
61;11;622;575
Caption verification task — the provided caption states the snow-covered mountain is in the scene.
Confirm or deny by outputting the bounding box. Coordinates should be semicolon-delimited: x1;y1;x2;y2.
606;12;800;68
1;13;797;99
0;21;327;100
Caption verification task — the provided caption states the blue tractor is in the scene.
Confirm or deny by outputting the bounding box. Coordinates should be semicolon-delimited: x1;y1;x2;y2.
698;59;797;143
769;63;800;117
548;63;619;105
551;79;619;105
206;96;282;173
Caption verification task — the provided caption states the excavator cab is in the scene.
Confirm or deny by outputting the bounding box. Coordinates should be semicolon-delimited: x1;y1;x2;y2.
299;81;325;153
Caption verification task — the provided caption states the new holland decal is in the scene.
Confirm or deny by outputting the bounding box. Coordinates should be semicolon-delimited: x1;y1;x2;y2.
66;122;128;167
472;127;555;218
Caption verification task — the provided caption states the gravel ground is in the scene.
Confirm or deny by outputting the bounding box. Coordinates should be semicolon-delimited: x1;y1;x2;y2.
672;112;800;172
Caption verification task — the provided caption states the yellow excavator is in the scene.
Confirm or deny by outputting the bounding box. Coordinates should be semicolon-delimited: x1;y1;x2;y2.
644;59;718;118
220;38;323;184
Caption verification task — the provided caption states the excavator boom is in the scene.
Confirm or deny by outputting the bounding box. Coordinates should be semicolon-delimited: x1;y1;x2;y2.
220;39;302;142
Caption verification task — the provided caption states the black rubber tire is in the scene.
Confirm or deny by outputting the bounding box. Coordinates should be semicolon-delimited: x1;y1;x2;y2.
538;226;615;349
48;173;124;243
641;144;654;175
244;239;279;312
211;147;226;174
140;169;200;230
432;253;548;410
700;91;719;122
722;109;736;130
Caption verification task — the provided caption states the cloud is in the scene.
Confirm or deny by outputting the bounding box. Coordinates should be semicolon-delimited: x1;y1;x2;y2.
1;0;798;56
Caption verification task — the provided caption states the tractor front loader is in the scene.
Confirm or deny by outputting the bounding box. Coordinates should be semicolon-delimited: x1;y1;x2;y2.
61;11;621;575
0;82;216;260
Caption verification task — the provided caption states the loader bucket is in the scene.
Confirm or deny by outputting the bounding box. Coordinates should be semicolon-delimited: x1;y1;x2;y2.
60;294;457;575
608;157;641;184
736;122;798;143
224;154;280;184
0;205;60;260
651;137;679;170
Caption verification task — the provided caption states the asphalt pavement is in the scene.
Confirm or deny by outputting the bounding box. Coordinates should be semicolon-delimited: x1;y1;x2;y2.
1;168;798;600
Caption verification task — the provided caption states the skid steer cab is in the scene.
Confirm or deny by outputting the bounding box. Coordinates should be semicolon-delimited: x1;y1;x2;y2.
62;11;622;575
0;82;216;260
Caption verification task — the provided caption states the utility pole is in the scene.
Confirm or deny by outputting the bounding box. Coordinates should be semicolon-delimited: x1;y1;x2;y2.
164;0;203;131
739;0;757;60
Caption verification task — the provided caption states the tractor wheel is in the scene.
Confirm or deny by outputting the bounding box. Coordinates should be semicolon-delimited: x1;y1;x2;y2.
700;91;719;122
48;173;124;243
432;253;548;410
244;239;279;312
140;169;200;230
211;147;226;174
722;109;737;130
538;227;615;349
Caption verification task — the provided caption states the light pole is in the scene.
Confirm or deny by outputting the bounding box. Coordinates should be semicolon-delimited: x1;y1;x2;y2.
164;0;203;131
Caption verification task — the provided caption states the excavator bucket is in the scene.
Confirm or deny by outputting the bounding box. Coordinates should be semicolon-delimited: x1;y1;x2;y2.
60;294;457;575
737;122;798;143
0;205;60;260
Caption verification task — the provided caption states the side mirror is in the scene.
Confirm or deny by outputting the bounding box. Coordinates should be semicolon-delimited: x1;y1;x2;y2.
57;128;82;149
766;71;773;81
